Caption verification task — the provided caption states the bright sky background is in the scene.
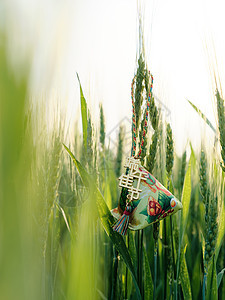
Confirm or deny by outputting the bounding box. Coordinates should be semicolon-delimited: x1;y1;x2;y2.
2;0;225;155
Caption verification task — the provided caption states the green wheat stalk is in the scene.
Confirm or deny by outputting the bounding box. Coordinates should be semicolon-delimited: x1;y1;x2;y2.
165;123;175;299
216;90;225;171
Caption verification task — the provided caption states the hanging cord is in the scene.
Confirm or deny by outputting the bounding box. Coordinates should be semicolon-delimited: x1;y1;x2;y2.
113;71;153;236
131;76;137;157
131;72;153;157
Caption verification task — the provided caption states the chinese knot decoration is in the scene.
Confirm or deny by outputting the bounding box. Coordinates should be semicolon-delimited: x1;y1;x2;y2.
111;157;182;235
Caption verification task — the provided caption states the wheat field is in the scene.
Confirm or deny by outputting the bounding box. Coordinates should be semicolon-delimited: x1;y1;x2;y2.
0;15;225;300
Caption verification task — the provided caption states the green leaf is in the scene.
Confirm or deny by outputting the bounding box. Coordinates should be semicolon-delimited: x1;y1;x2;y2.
96;289;107;300
206;255;217;300
180;245;192;300
103;182;112;210
180;153;192;243
128;231;137;271
215;201;225;261
176;154;192;283
217;268;225;289
63;144;142;300
57;203;71;233
189;142;197;169
143;247;153;300
191;252;201;298
187;99;216;133
77;73;88;150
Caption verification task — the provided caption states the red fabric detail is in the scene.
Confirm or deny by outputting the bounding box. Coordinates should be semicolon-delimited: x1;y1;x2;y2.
124;210;131;216
147;197;162;216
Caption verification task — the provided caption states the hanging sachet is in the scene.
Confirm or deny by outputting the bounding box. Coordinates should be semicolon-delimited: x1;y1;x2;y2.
111;73;182;236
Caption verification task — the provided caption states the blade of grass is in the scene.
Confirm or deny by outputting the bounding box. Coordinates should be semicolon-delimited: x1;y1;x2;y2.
215;201;225;261
0;36;41;300
217;268;225;289
56;203;71;233
175;153;193;299
191;252;201;299
63;144;142;300
206;255;218;300
187;99;216;133
163;218;168;300
153;238;158;300
140;230;144;295
143;247;153;300
127;231;137;297
180;245;192;300
125;235;129;299
77;73;88;150
111;248;119;300
128;231;137;270
180;154;192;243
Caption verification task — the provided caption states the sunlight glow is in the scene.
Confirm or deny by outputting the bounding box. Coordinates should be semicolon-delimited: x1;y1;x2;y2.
2;0;225;154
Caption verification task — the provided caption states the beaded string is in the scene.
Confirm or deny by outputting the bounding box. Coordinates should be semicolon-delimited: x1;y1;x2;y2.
131;76;137;157
131;72;154;158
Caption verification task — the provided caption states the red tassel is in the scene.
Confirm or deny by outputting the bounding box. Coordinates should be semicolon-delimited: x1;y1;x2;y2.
112;205;132;236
